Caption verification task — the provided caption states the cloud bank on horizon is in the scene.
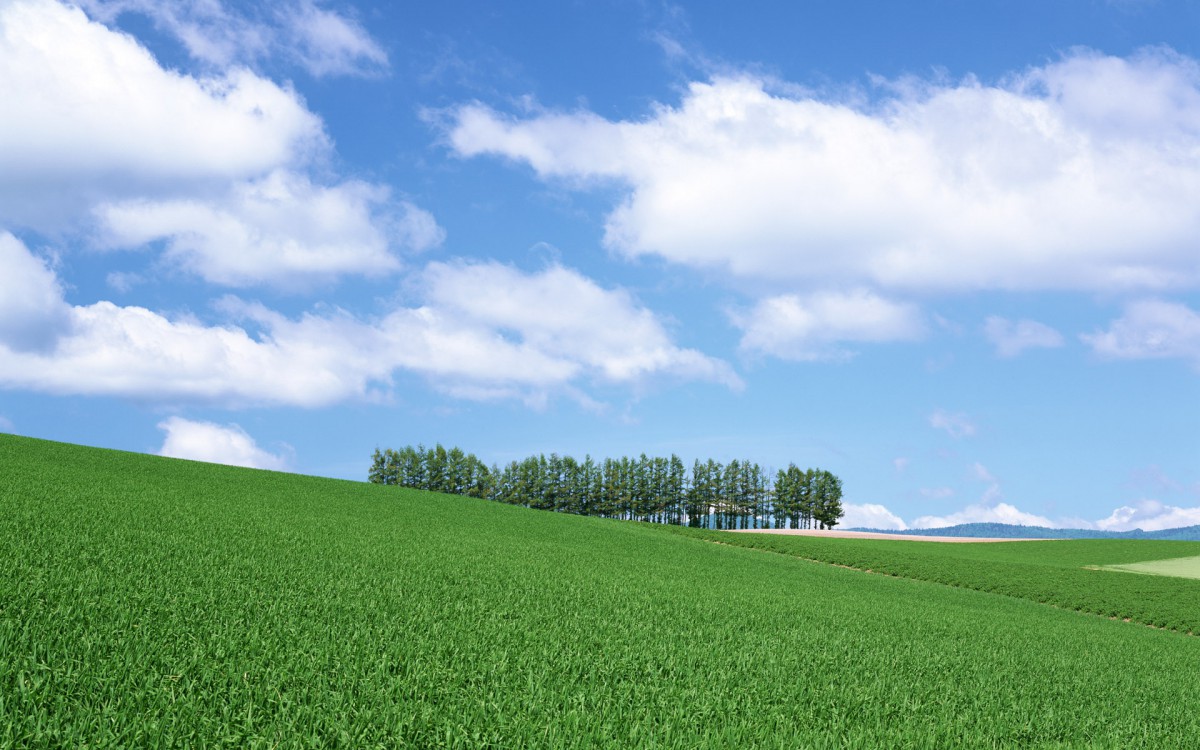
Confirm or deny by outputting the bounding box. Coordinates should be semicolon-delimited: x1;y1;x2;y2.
0;0;1197;533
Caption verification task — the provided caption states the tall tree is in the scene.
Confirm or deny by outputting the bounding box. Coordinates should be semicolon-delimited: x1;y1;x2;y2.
813;470;845;529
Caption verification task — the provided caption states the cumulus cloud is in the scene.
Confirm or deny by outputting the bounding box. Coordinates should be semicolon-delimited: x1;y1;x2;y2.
96;171;442;286
1091;499;1200;532
0;0;325;229
0;0;420;288
984;316;1065;357
158;416;289;470
1082;299;1200;367
0;236;736;406
416;261;743;390
450;50;1200;292
0;232;71;351
910;502;1056;529
732;290;924;361
79;0;387;77
929;409;977;439
841;503;908;530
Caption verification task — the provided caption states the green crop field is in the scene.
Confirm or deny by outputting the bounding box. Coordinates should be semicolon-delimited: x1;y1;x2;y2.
3;433;1200;748
670;528;1200;633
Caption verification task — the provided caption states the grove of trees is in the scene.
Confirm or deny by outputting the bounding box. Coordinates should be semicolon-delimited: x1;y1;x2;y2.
369;444;845;530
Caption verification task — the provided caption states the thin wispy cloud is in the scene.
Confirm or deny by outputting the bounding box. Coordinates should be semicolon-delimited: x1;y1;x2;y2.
984;316;1065;357
929;409;977;439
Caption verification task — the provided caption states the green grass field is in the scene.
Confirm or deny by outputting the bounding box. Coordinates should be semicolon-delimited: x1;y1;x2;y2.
3;433;1200;748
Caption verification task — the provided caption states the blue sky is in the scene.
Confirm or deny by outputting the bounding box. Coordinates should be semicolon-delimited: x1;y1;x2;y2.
2;0;1198;531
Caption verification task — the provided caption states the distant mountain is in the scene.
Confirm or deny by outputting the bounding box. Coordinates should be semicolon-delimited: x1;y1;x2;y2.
847;522;1200;541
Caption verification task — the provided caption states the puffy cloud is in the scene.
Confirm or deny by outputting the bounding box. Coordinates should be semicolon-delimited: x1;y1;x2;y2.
0;0;325;230
1081;299;1200;367
96;171;442;286
841;503;908;530
450;50;1200;292
79;0;387;77
415;261;743;389
929;409;977;439
733;290;924;361
1091;499;1200;532
0;232;70;351
0;298;384;407
158;416;289;470
984;316;1064;357
0;237;736;406
910;501;1056;529
2;0;424;288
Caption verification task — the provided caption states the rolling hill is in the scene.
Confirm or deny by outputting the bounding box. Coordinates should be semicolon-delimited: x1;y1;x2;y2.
3;433;1199;747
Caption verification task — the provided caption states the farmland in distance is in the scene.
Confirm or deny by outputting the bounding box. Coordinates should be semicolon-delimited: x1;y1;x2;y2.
678;527;1200;633
3;433;1199;748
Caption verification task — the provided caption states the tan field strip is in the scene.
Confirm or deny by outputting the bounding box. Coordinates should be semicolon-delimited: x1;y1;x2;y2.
727;529;1054;543
1100;555;1200;580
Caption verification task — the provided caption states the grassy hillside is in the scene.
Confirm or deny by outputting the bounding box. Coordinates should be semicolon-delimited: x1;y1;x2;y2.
3;434;1200;748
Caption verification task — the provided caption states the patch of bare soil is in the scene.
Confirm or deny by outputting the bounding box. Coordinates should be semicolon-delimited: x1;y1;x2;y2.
726;529;1054;543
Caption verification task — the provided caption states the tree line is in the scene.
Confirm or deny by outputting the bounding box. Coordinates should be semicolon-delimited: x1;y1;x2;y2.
369;444;845;530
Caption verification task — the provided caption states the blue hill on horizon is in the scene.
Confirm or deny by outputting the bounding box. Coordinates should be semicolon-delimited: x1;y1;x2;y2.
847;521;1200;542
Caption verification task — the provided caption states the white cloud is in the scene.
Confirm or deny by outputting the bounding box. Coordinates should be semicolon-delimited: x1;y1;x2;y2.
812;493;1200;534
842;503;909;530
893;457;909;472
929;409;976;439
0;298;386;407
0;415;13;432
79;0;387;77
0;0;325;230
732;290;924;361
1;0;424;288
79;0;269;68
158;416;289;470
972;462;996;483
0;232;71;351
910;501;1056;529
450;50;1200;292
984;316;1064;357
282;1;388;78
0;236;736;406
416;261;743;389
1091;499;1200;532
96;171;442;286
1081;299;1200;367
